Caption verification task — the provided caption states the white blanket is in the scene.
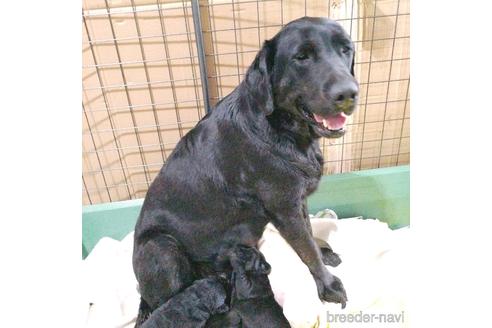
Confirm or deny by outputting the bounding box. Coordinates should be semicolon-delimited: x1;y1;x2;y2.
83;212;409;328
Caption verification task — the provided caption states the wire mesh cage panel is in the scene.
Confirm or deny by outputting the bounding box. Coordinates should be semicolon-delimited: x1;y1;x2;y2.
82;0;410;205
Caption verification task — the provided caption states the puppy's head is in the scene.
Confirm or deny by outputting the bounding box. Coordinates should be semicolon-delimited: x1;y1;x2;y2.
230;244;271;275
229;245;273;301
245;17;358;138
193;277;230;315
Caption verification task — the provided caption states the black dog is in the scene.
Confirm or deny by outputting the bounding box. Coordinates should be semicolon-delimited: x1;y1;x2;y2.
205;245;291;328
139;277;229;328
133;16;358;325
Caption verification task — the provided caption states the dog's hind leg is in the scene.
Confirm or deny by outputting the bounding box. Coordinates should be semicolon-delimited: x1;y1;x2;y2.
134;297;152;328
315;237;342;267
301;201;342;267
133;233;196;320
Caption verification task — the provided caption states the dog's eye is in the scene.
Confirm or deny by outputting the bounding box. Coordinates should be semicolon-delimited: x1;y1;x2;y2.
341;46;351;54
295;53;309;61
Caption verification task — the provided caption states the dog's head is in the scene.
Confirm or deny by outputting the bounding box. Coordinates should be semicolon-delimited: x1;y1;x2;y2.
245;17;358;138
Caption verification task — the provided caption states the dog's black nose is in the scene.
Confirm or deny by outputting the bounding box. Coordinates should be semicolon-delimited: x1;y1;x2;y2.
330;81;358;105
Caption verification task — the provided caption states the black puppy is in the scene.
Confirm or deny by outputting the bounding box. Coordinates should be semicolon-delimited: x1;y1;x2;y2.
133;16;358;325
139;277;229;328
206;245;291;328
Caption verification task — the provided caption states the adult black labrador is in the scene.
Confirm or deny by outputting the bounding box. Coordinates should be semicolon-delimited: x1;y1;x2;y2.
133;16;358;325
205;245;290;328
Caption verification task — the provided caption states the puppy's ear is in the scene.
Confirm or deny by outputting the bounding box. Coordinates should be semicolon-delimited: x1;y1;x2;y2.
254;253;271;275
350;51;356;77
245;40;275;115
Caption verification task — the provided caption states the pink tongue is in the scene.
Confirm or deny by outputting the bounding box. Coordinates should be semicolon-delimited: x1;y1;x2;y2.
313;113;347;130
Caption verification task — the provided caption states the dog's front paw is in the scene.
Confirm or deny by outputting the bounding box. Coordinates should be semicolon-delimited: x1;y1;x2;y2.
315;274;348;309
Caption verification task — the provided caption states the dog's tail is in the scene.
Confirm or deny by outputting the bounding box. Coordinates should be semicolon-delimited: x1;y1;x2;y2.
134;297;152;328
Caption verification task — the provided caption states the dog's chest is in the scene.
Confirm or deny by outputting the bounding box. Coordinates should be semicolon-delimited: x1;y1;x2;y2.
304;171;321;196
257;142;323;198
297;142;324;195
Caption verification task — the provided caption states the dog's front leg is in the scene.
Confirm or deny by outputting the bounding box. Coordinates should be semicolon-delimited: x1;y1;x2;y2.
301;201;314;235
271;206;347;308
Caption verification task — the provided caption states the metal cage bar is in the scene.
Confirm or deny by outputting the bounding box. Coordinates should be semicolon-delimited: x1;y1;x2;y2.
357;0;379;170
191;0;212;113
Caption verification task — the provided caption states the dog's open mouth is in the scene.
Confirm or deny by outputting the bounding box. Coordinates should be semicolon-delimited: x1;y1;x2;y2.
300;106;349;138
312;113;347;131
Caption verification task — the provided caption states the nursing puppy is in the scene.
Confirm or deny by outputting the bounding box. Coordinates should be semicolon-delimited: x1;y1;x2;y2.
139;277;229;328
133;16;358;325
206;245;291;328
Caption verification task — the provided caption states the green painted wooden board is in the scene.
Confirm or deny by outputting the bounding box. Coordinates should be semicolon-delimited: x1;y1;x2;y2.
82;165;409;259
307;165;409;229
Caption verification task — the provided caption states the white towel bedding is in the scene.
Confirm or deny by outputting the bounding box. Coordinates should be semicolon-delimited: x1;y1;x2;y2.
83;212;409;328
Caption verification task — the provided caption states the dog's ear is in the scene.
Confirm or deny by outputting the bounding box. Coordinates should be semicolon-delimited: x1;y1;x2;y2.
350;51;356;76
245;40;275;115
